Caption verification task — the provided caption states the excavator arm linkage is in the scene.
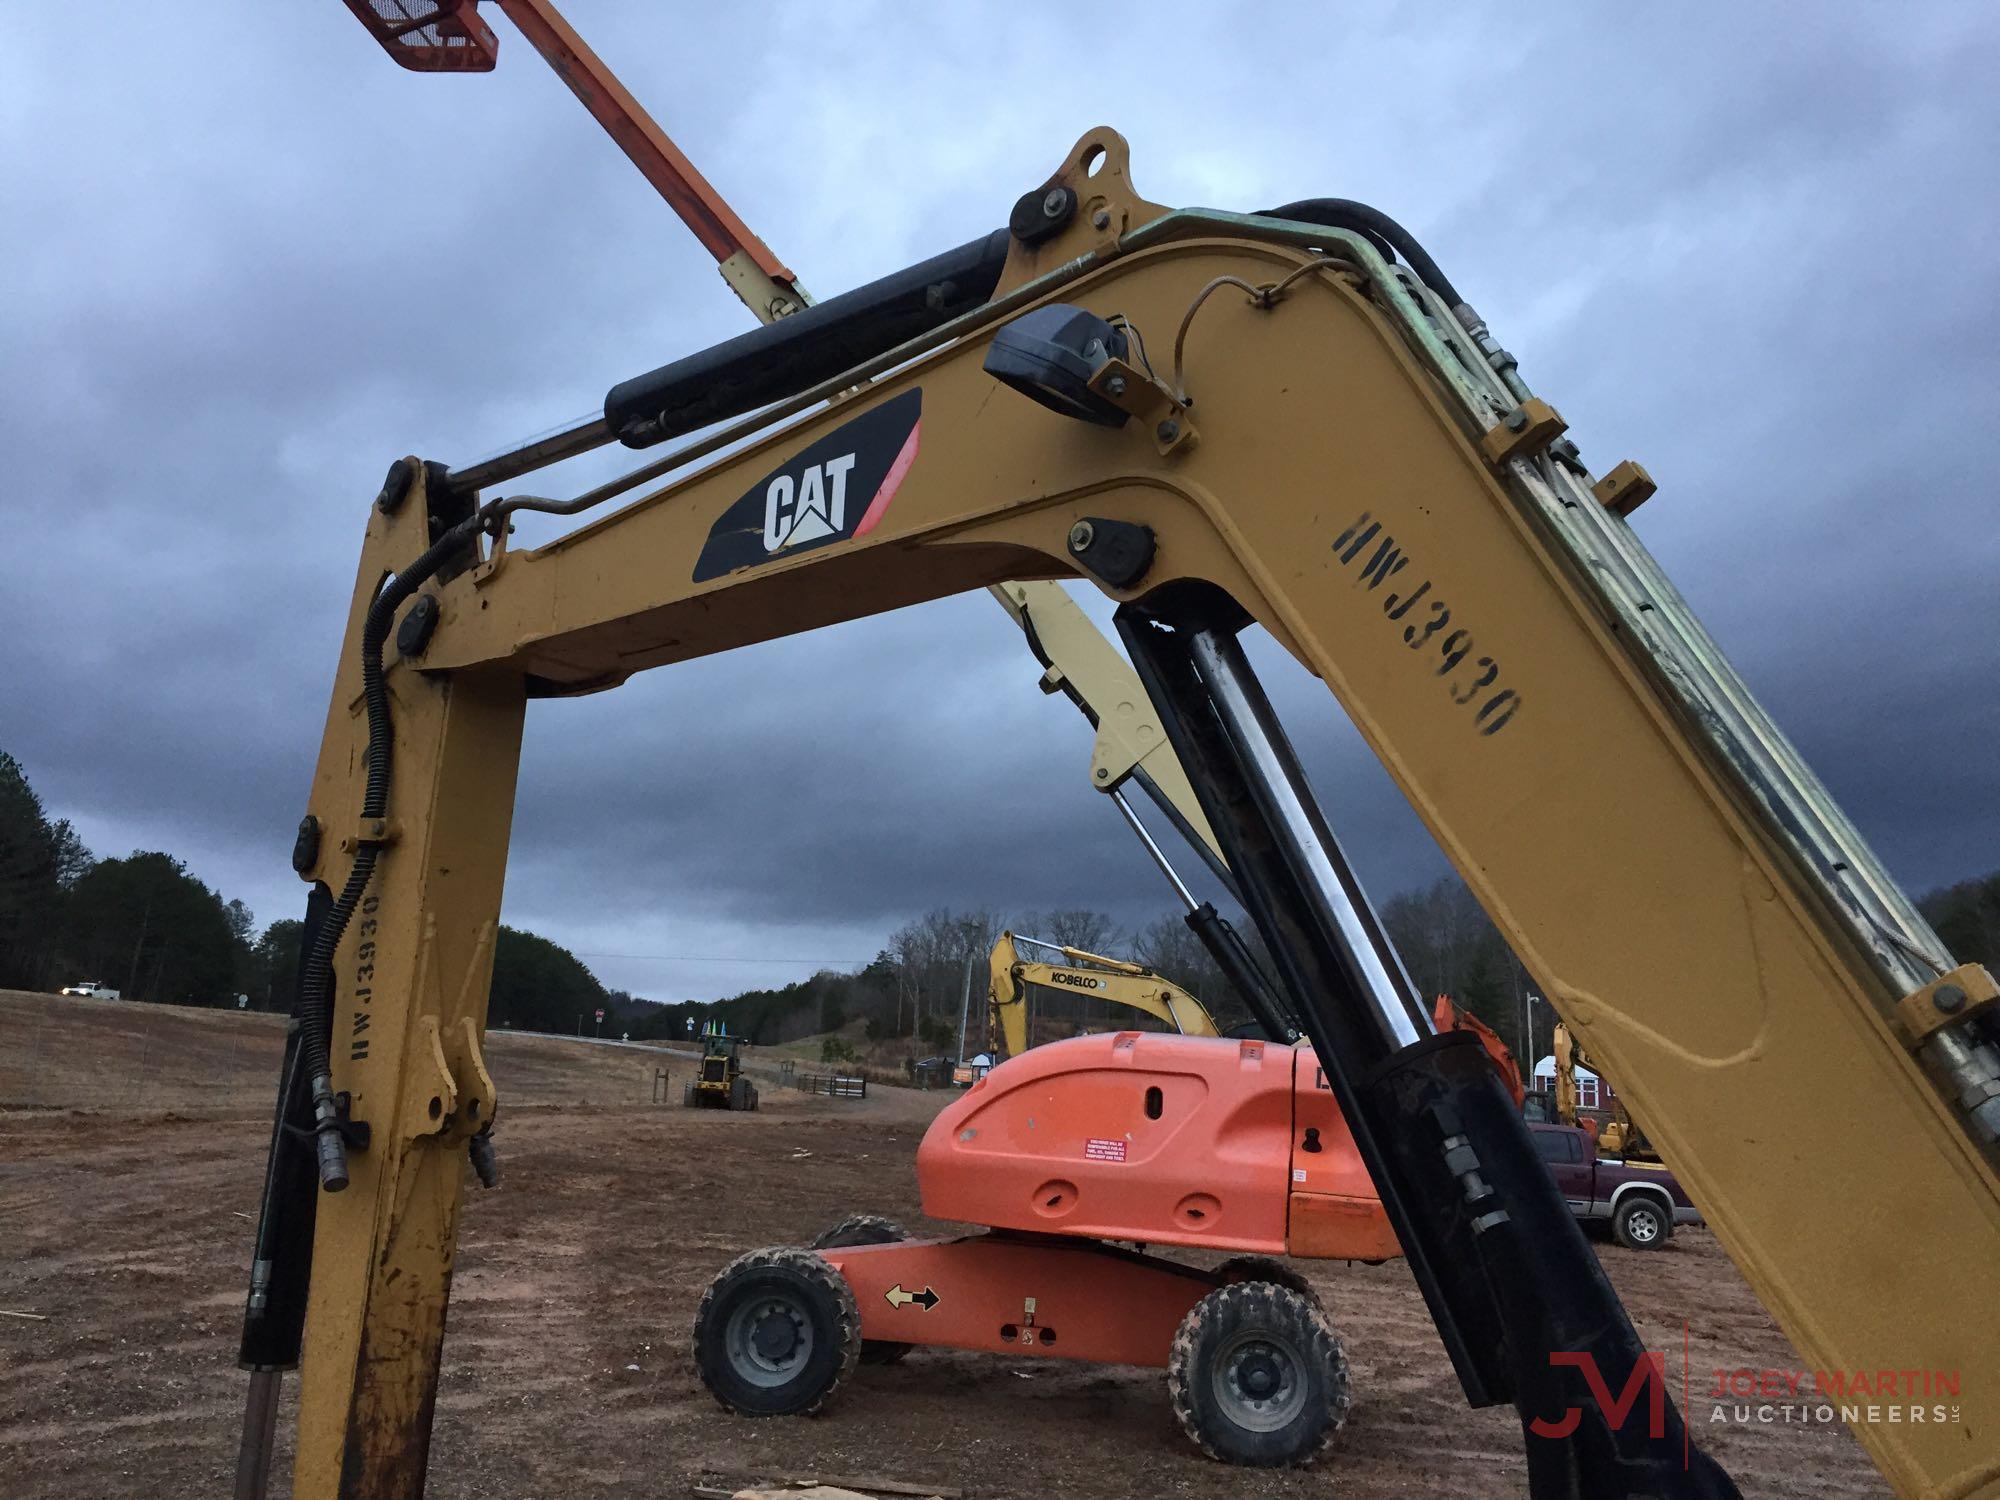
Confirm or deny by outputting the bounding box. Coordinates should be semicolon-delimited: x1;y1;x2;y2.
248;130;2000;1499
986;934;1223;1058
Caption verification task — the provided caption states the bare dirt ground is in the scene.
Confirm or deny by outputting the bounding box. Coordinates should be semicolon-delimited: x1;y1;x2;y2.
0;991;1886;1497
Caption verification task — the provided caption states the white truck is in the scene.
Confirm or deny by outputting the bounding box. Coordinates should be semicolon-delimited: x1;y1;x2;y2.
59;980;121;1000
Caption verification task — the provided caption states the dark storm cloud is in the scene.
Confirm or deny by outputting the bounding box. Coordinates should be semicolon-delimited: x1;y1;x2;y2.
3;3;1995;1000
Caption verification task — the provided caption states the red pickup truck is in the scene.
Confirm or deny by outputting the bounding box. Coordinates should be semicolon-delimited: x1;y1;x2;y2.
1528;1122;1700;1250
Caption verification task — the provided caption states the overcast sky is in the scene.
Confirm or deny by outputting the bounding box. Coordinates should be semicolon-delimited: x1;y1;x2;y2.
3;4;1995;1002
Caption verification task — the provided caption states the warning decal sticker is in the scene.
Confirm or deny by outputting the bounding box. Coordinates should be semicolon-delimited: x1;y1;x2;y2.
1085;1138;1128;1162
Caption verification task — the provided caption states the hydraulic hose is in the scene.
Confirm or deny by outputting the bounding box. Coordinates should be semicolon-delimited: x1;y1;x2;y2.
1257;198;1468;311
299;512;483;1191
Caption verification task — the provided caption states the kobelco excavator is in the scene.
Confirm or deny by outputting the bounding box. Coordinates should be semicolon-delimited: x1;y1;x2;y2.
238;5;2000;1498
984;931;1225;1057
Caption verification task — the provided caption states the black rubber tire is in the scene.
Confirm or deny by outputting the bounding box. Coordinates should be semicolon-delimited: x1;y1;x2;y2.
1212;1256;1325;1312
1168;1281;1350;1467
1612;1194;1672;1251
811;1216;913;1366
811;1214;908;1249
693;1247;860;1416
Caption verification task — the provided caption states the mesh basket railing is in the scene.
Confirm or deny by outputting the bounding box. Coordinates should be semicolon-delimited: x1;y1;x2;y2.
339;0;500;72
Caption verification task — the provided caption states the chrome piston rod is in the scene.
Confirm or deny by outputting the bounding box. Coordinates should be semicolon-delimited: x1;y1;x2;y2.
1110;786;1200;911
1184;628;1433;1052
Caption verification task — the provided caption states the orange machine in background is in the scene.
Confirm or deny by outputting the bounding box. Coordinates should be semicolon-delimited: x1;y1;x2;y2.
695;1006;1533;1464
696;1029;1391;1464
1435;995;1526;1107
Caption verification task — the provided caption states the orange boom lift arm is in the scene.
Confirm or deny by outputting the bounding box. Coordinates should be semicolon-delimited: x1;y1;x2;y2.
337;0;808;319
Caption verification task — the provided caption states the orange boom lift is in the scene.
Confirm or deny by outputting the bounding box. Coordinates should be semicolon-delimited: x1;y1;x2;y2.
335;0;809;320
698;999;1527;1464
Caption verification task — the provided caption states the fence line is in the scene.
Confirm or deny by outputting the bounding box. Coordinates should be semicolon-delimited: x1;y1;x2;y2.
792;1071;867;1099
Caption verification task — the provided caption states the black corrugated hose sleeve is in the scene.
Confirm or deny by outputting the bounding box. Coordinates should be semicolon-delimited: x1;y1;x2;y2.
300;515;482;1191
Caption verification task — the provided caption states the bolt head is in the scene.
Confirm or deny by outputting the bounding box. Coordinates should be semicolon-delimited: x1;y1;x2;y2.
1935;984;1968;1014
1156;418;1181;442
1505;408;1529;432
1104;374;1128;398
1094;768;1110;781
1042;189;1067;218
1067;521;1096;553
1091;210;1111;230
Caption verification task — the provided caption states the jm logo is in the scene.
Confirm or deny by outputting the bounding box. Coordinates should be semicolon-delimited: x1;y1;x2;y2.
1529;1351;1669;1441
763;451;859;554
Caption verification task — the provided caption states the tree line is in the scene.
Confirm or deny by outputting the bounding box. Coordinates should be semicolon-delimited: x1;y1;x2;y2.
673;869;2000;1069
6;744;1996;1067
560;904;1275;1056
1;750;257;1005
0;749;615;1029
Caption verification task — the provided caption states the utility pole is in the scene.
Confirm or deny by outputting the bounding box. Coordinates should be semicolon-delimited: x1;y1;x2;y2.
126;895;154;1000
956;952;976;1063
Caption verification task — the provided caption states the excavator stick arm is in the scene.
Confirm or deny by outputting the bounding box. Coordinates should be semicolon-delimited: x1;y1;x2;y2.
1436;996;1527;1109
996;961;1221;1054
984;929;1224;1059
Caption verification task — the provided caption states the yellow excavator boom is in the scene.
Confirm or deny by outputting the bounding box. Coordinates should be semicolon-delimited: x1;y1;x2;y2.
242;128;2000;1498
985;930;1220;1057
1552;1018;1659;1159
1551;1019;1578;1127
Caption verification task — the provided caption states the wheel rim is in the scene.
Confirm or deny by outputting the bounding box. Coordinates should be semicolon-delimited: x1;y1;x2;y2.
1212;1328;1308;1432
1627;1206;1661;1243
724;1288;815;1387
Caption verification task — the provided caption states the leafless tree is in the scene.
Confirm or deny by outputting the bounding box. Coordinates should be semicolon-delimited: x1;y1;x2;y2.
1380;875;1534;1055
1021;908;1117;956
886;907;1003;1043
1127;911;1231;1013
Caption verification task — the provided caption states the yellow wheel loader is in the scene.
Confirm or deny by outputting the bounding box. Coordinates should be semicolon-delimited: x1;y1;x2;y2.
684;1025;758;1112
